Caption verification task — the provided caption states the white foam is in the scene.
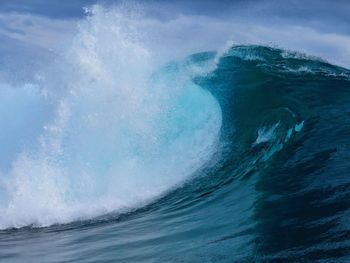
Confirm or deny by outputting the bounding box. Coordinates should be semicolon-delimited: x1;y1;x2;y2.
0;6;222;229
254;123;280;145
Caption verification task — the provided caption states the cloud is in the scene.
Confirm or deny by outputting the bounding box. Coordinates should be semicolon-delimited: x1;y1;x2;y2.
0;12;76;50
118;12;350;68
0;2;350;71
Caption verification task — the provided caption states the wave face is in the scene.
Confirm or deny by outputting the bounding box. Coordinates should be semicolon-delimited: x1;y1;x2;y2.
2;6;350;263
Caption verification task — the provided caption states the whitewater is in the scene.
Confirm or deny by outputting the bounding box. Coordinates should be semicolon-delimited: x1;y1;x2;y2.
0;6;222;229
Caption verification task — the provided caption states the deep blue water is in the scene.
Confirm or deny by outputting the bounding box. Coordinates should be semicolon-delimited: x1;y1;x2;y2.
1;2;350;263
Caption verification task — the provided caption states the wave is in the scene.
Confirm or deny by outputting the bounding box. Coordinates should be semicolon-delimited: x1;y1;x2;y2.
1;6;350;238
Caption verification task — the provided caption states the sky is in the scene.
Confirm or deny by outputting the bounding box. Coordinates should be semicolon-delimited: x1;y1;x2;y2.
0;0;350;81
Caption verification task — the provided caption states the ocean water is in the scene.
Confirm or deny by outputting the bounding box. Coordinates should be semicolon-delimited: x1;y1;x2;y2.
1;2;350;262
